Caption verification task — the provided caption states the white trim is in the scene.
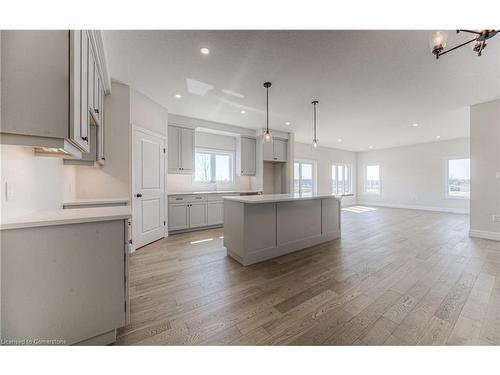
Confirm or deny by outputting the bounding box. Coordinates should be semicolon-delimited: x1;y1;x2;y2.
469;230;500;241
357;201;470;214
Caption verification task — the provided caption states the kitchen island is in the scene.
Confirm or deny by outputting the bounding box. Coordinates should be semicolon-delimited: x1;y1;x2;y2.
223;193;341;266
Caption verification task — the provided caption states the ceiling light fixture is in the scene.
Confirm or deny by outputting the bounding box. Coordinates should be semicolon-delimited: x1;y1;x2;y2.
436;135;441;139
263;82;273;143
240;110;246;114
338;138;343;142
431;29;498;59
200;47;210;55
412;123;419;127
369;145;373;149
175;94;182;99
311;100;319;149
285;121;291;126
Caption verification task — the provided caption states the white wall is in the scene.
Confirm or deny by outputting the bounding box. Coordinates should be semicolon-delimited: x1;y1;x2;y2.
74;83;168;200
357;137;470;214
0;145;76;220
294;142;357;206
470;99;500;240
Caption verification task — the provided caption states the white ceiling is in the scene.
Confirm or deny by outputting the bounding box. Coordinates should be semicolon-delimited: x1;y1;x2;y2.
103;30;499;151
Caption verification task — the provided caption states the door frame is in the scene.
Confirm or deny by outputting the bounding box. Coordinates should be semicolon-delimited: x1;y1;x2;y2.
131;124;168;253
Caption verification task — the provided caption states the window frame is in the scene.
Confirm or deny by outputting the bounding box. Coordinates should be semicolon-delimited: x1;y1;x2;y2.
445;157;470;200
193;147;235;186
331;162;353;196
294;159;317;195
364;164;381;195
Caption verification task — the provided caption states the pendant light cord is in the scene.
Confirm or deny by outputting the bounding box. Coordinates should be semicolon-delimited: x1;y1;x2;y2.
312;100;318;141
266;85;269;133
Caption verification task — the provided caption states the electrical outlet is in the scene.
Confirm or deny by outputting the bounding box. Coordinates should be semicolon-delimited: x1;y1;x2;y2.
493;215;500;223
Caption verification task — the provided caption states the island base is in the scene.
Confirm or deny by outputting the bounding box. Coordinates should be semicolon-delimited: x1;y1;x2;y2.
223;197;341;266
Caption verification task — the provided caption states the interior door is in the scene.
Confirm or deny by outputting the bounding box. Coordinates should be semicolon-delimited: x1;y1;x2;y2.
133;128;166;249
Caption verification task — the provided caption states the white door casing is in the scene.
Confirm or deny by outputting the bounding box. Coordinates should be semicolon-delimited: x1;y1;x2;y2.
132;127;166;250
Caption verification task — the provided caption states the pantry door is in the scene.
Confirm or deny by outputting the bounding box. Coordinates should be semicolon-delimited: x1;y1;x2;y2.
132;127;166;250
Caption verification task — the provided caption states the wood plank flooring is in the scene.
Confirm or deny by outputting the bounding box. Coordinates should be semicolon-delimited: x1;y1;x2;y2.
115;206;500;345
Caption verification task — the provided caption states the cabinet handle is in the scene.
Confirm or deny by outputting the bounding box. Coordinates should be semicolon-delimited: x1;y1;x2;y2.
94;108;99;114
82;136;88;142
135;193;142;198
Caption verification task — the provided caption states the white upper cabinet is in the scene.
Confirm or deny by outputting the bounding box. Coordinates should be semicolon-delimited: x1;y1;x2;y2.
263;138;288;162
1;30;109;159
168;125;194;174
273;139;288;162
237;136;256;176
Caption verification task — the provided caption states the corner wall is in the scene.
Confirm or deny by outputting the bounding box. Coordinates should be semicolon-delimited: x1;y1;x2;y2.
470;99;500;240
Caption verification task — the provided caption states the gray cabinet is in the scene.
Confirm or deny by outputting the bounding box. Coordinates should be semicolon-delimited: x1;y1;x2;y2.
168;203;189;231
237;136;256;176
1;30;107;160
264;138;288;162
189;202;207;228
168;125;194;174
207;202;224;225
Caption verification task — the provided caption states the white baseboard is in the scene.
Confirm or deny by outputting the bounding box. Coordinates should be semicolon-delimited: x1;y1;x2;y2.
469;229;500;241
356;201;469;214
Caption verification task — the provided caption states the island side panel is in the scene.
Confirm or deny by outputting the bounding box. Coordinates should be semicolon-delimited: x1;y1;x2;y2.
321;198;341;237
244;203;277;263
276;199;322;247
223;200;245;263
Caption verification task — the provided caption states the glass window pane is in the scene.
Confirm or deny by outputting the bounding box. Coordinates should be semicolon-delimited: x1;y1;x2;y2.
195;152;212;182
332;165;337;194
366;165;380;193
294;162;300;193
215;154;231;183
448;158;470;197
301;163;313;195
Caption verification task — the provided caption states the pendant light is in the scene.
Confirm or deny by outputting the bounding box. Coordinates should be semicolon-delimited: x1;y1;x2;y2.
312;100;319;149
263;82;273;143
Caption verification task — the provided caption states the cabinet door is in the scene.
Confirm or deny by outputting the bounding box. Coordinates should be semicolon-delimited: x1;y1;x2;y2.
241;137;256;176
263;140;274;161
168;204;189;231
188;203;207;228
180;127;194;173
69;30;90;152
168;126;181;172
80;32;89;144
88;47;95;117
97;91;105;164
273;139;287;162
207;202;224;225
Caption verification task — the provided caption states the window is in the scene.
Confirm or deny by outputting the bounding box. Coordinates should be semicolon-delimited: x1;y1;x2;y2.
446;158;470;198
294;160;315;195
332;163;352;195
365;164;380;194
194;149;234;184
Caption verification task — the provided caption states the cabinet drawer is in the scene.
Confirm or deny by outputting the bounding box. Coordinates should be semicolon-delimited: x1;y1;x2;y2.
168;194;207;203
207;193;239;202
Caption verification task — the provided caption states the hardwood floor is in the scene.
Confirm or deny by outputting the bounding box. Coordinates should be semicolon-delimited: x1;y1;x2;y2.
116;206;500;345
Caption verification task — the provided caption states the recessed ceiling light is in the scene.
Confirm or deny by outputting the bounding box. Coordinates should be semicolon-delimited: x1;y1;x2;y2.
412;123;419;127
240;110;246;114
436;135;441;139
285;121;291;126
175;94;182;99
338;138;343;142
200;47;210;55
369;145;373;149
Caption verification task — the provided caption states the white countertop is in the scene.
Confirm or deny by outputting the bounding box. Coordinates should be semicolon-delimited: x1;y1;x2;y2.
167;190;262;195
63;197;130;207
0;206;131;230
223;193;340;204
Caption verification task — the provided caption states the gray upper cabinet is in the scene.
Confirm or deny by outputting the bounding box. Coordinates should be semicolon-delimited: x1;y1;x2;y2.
263;138;288;162
168;125;194;174
237;136;256;176
1;30;107;161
